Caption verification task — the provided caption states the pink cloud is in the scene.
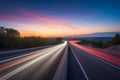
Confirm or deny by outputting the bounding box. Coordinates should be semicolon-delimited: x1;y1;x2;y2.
0;15;31;21
20;10;80;30
0;9;80;30
20;10;63;24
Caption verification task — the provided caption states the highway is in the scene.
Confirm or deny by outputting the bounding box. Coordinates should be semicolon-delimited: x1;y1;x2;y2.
68;41;120;80
0;40;120;80
0;41;68;80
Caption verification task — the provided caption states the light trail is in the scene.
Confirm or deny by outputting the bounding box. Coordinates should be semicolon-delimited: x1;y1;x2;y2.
69;40;120;66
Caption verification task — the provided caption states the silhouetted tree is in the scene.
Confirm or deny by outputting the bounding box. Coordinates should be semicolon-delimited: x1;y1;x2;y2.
0;27;20;38
0;27;20;49
111;33;120;45
0;26;62;50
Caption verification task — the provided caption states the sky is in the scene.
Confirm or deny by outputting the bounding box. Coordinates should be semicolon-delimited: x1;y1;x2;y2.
0;0;120;37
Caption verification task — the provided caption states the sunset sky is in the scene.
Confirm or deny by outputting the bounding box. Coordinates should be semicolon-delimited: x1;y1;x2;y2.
0;0;120;37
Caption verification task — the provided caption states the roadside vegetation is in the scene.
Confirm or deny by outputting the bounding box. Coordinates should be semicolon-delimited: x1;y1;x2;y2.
77;33;120;49
0;27;63;50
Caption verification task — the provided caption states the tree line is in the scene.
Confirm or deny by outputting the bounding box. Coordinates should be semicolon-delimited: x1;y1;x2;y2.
0;27;63;50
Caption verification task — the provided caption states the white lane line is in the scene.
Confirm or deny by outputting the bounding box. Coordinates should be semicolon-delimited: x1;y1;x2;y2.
74;45;120;70
70;45;89;80
0;45;59;63
91;54;120;70
0;43;66;80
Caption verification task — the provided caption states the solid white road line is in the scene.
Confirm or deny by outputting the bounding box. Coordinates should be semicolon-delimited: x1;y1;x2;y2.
70;45;89;80
90;54;120;70
74;45;120;70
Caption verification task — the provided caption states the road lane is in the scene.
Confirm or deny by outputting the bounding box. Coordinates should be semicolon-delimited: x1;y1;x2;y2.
0;45;53;61
1;40;119;80
53;44;68;80
0;41;67;80
67;45;87;80
0;47;55;71
70;41;120;66
0;44;62;71
69;42;120;80
0;48;50;64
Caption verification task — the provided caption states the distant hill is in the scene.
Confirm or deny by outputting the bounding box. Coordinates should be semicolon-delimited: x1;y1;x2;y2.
78;37;112;42
64;37;113;42
64;32;120;42
71;32;120;37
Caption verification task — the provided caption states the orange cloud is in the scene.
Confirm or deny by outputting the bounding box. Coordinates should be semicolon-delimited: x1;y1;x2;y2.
1;10;94;37
20;29;77;38
1;20;93;37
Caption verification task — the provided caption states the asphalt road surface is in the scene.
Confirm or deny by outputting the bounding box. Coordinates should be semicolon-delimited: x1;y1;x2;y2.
0;41;120;80
67;41;120;80
0;41;67;80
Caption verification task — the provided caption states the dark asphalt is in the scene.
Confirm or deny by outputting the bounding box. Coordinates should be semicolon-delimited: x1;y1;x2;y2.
1;42;120;80
68;44;120;80
0;42;67;80
8;47;66;80
67;45;87;80
0;45;52;61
